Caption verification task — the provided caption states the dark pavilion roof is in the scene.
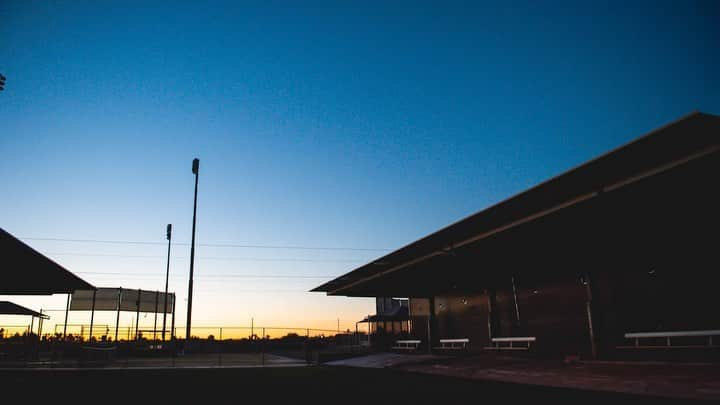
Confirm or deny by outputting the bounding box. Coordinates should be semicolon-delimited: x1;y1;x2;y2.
1;227;95;295
358;305;409;323
0;301;50;319
313;112;720;297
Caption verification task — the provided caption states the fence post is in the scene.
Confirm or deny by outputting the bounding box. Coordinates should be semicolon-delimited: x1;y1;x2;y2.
262;328;265;366
218;327;222;366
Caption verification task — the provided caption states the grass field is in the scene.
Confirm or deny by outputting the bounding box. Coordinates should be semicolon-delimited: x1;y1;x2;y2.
0;366;703;404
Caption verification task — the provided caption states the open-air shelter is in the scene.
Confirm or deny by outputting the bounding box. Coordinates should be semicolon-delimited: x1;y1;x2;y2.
314;112;720;359
1;227;95;340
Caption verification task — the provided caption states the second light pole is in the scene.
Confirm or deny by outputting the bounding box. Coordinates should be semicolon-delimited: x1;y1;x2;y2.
162;223;172;341
186;158;200;345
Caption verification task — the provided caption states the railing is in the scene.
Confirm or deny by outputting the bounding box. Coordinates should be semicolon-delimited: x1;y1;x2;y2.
486;336;536;350
392;340;421;350
0;325;31;339
1;325;372;369
622;330;720;348
435;338;470;350
46;324;354;342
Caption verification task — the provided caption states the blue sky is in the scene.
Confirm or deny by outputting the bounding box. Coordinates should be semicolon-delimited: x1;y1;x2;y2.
1;1;719;332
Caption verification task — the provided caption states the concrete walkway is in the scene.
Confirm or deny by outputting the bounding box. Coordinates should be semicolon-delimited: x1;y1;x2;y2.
12;352;306;369
326;352;720;401
324;352;443;368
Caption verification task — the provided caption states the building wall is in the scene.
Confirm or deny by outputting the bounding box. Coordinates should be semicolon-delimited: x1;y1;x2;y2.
410;274;592;356
408;263;719;358
404;149;720;358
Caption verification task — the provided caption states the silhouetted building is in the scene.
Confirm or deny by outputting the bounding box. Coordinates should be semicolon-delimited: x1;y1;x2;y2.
1;227;94;294
315;112;720;359
359;298;410;334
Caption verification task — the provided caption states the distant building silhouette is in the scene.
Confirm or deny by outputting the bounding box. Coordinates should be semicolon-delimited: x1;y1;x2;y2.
315;112;720;360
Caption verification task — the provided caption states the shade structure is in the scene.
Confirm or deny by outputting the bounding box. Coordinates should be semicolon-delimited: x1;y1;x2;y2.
358;306;409;323
69;288;175;313
0;301;50;319
313;111;720;297
0;228;95;295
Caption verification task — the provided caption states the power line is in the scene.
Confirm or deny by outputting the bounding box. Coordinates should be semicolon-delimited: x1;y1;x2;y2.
21;237;392;252
75;271;328;279
43;252;365;263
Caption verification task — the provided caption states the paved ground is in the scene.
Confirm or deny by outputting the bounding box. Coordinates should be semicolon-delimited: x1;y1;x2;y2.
19;352;306;369
0;365;699;403
327;352;720;401
324;352;443;368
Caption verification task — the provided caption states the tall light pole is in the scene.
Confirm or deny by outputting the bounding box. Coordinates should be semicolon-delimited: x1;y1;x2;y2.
162;224;172;342
186;158;199;344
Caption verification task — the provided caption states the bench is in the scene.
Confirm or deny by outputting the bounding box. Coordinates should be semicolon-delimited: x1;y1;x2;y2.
79;345;117;366
392;340;421;351
434;338;470;350
486;336;536;350
620;330;720;349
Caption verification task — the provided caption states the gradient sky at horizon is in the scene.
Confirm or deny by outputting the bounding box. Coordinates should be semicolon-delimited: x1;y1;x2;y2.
1;1;719;333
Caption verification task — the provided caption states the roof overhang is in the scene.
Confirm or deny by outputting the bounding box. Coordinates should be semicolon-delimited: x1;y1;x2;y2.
1;228;96;294
313;111;720;297
0;301;50;319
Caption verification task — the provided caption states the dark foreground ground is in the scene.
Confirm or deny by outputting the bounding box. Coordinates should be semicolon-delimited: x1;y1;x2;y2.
0;366;711;404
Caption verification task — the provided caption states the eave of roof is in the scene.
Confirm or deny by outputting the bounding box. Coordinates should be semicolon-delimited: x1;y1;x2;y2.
0;301;50;319
1;227;96;294
312;111;720;295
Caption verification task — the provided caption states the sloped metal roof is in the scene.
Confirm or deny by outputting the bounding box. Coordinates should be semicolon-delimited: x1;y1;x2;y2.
313;111;720;296
0;301;50;319
0;227;95;294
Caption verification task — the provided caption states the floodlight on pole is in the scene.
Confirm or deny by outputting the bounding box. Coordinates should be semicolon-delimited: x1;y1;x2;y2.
186;158;200;344
162;224;172;341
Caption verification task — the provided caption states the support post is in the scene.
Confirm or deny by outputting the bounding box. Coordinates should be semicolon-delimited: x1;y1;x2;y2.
153;291;159;341
89;289;97;342
486;288;496;342
511;276;521;325
426;316;431;354
584;272;597;359
367;314;371;347
115;288;122;342
170;293;176;341
135;289;141;341
407;299;413;336
38;310;44;341
427;296;436;354
63;293;71;339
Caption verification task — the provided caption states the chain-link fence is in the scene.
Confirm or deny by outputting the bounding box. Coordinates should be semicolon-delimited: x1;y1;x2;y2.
0;324;371;368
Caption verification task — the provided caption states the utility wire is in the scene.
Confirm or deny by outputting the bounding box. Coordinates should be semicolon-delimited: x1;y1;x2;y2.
43;252;365;263
76;271;328;279
21;237;391;252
